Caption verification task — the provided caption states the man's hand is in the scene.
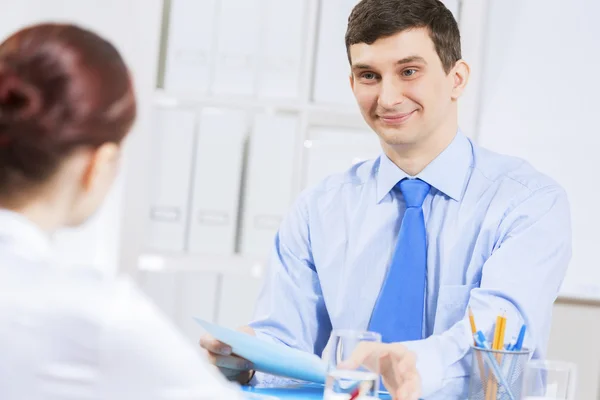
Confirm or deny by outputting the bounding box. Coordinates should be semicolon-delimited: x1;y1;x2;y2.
199;325;256;384
340;342;421;400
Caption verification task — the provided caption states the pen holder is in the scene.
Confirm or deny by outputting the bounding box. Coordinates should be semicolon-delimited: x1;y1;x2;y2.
468;346;532;400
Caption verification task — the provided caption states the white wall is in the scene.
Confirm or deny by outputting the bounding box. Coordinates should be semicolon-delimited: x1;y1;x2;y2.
476;0;600;298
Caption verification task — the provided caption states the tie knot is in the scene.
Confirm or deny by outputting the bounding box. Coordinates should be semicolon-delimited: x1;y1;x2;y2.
398;179;430;208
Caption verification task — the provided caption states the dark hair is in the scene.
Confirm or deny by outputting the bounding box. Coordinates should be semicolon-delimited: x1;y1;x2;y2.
345;0;462;73
0;23;136;192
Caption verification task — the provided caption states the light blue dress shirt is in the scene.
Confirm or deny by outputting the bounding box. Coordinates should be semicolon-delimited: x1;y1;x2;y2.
249;131;571;399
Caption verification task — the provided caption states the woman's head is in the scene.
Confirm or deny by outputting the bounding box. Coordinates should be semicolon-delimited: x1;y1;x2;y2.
0;23;136;228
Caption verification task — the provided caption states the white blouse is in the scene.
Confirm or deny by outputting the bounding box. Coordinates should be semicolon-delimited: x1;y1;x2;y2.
0;210;243;400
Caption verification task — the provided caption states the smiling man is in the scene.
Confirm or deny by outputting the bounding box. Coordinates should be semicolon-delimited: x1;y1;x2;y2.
201;0;572;398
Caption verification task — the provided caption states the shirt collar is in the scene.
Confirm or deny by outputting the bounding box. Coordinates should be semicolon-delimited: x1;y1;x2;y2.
375;130;473;203
0;209;54;263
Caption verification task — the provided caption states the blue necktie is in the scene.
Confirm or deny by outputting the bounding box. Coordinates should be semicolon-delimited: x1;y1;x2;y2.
368;178;431;343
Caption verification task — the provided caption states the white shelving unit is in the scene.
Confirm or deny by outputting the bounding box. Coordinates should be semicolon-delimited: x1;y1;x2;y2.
135;0;366;274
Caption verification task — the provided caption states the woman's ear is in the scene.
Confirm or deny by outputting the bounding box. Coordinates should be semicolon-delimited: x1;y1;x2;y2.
81;143;120;192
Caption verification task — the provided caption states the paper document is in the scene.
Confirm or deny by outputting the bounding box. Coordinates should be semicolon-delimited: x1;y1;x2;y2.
194;318;327;383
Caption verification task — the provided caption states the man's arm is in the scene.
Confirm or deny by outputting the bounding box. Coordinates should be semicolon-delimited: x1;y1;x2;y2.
403;185;571;397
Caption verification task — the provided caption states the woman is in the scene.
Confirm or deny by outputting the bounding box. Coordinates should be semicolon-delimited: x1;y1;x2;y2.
0;23;242;399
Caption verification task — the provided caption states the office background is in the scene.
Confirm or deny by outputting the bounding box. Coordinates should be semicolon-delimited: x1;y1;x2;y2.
1;0;599;398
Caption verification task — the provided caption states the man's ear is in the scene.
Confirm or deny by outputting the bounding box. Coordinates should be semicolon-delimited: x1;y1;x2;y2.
450;59;470;100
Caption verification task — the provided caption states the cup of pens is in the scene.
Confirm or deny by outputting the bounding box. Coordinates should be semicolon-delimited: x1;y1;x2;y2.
469;342;531;400
468;309;530;400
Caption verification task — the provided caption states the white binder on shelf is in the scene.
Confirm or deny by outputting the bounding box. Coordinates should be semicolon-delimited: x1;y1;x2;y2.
187;108;247;255
303;126;381;188
145;107;196;252
211;0;261;96
241;113;299;256
163;0;218;94
256;0;306;100
312;0;361;106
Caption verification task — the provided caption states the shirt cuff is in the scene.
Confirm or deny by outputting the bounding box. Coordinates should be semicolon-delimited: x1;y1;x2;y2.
402;336;446;398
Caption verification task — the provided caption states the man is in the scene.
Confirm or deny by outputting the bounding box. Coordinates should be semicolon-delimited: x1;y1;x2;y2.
201;0;571;398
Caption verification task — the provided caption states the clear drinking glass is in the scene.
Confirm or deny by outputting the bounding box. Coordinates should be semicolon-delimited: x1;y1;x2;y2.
521;360;577;400
323;330;382;400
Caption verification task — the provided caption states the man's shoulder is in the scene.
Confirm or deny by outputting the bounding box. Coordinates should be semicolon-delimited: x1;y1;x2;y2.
472;144;564;196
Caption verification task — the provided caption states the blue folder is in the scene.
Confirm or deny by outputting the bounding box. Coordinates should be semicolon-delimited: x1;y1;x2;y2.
194;318;327;383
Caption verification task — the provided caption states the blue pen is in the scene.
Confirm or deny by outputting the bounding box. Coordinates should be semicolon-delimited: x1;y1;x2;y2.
474;331;516;400
504;337;516;351
504;324;528;400
514;324;527;351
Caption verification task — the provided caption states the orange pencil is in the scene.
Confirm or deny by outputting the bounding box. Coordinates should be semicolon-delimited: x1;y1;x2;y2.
469;307;487;387
498;313;507;353
492;314;503;350
486;315;503;400
491;313;507;400
468;307;477;341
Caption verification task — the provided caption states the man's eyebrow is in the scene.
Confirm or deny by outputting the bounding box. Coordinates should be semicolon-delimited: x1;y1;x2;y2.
351;63;372;70
396;55;427;65
351;56;428;70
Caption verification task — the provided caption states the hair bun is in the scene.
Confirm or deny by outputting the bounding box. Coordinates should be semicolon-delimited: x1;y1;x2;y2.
0;61;42;122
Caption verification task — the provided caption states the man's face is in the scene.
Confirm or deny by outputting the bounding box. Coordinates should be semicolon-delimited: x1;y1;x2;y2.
349;28;460;148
